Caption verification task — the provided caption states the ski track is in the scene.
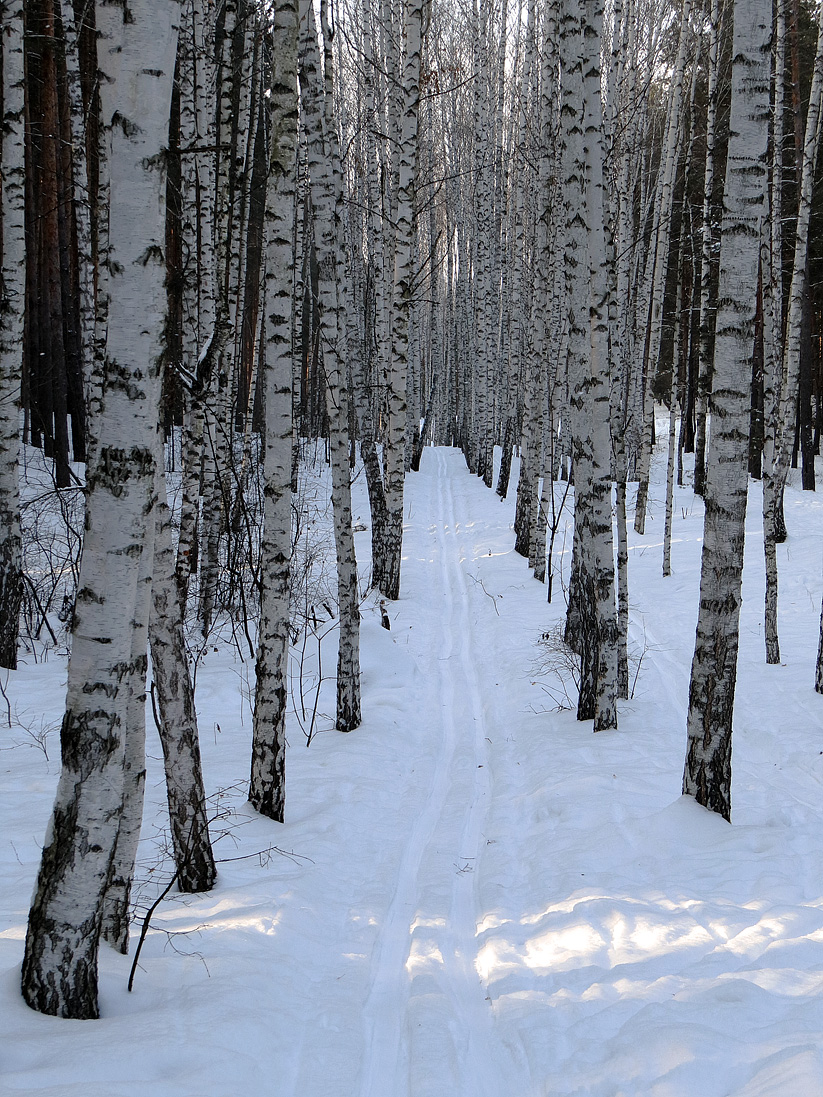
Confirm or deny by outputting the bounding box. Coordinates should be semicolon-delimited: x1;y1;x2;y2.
359;451;511;1097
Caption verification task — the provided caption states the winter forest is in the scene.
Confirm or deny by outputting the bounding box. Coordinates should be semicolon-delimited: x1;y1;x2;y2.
3;0;823;1088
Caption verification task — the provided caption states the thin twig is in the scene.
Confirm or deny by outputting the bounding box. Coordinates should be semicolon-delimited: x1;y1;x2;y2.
128;870;180;992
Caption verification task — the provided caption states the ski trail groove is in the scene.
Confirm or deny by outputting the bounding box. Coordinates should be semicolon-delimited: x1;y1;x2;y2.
359;452;507;1097
438;451;507;1096
359;456;461;1097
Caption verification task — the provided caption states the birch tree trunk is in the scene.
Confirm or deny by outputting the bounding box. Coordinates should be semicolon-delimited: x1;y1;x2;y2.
100;505;154;952
470;0;494;487
558;0;618;730
175;0;217;608
662;255;684;578
58;0;94;448
634;0;692;535
767;2;823;575
299;0;361;731
682;0;770;820
249;0;298;820
693;0;724;498
150;455;216;892
579;0;618;730
354;0;391;586
663;54;701;576
496;0;537;500
514;6;556;560
380;0;429;600
0;0;26;669
21;0;179;1018
762;0;786;663
198;0;242;636
609;0;643;699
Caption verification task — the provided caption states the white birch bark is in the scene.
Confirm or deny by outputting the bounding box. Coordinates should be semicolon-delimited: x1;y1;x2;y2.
693;0;724;498
496;0;536;500
249;0;298;820
352;0;392;585
767;1;823;597
559;0;617;728
579;0;619;729
634;0;692;534
380;0;430;599
380;0;401;410
176;0;217;607
58;0;95;452
21;0;179;1017
609;0;642;698
100;501;154;952
0;0;25;669
299;0;361;730
199;0;240;635
514;5;556;558
228;10;260;382
150;455;216;892
683;0;770;820
471;0;494;486
662;254;684;578
762;0;786;664
663;52;700;576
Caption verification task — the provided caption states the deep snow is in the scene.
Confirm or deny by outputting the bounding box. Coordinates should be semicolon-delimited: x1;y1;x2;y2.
2;442;823;1096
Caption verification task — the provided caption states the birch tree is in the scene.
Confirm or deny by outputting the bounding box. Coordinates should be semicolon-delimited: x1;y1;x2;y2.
58;0;95;442
299;0;361;731
761;0;786;662
249;0;299;820
634;0;692;535
763;0;823;663
693;0;724;497
0;0;26;669
175;0;218;609
21;0;179;1018
380;0;430;599
682;0;770;820
150;453;217;892
558;0;618;730
497;0;537;500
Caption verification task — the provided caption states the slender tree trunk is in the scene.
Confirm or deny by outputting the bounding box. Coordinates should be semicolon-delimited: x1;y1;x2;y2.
693;0;724;498
198;0;239;637
21;0;179;1017
250;0;298;818
58;0;93;446
0;0;26;669
634;0;692;535
299;0;361;731
497;0;537;500
815;593;823;694
175;0;217;609
560;0;618;730
761;0;786;663
581;0;618;730
763;0;823;662
683;0;770;821
771;3;823;529
150;454;216;891
100;505;154;953
664;59;700;576
615;480;629;698
379;0;429;599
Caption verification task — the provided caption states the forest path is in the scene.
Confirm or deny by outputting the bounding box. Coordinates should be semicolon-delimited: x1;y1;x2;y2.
359;448;521;1097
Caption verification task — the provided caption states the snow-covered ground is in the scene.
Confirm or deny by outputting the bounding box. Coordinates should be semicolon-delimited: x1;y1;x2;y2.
3;442;823;1096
